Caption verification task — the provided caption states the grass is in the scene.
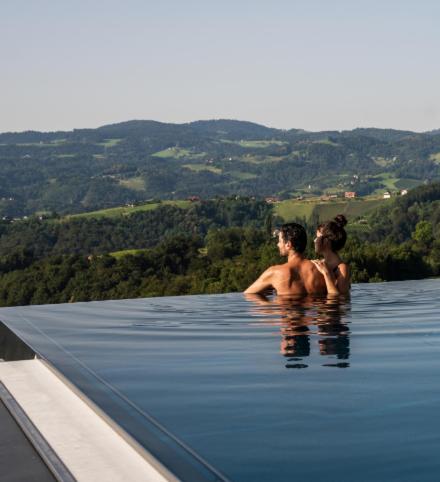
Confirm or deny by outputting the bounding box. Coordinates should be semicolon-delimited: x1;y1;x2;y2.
394;178;423;189
220;139;288;148
238;154;285;164
373;173;400;190
371;173;422;192
228;171;257;180
275;200;316;221
16;139;67;147
98;138;123;148
183;164;222;174
372;157;393;167
429;152;440;164
110;248;149;259
152;147;206;160
65;200;192;220
119;177;146;191
312;139;339;146
275;198;388;223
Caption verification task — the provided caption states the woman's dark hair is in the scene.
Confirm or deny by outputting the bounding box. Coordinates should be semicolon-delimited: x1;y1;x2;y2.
318;214;347;252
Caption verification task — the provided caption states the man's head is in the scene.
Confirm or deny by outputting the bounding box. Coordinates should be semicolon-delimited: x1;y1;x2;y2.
276;222;307;256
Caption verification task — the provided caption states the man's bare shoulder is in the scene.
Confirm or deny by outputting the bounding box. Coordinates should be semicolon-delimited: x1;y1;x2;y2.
303;258;327;272
269;263;292;274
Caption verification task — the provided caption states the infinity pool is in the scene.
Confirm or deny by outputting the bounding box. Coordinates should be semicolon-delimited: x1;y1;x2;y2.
1;279;440;481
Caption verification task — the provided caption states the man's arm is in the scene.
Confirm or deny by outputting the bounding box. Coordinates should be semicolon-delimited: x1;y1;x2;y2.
244;267;276;294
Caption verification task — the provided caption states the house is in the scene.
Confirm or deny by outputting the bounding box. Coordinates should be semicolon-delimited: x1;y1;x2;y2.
344;192;356;199
383;192;391;199
188;195;201;202
401;189;408;196
265;196;280;204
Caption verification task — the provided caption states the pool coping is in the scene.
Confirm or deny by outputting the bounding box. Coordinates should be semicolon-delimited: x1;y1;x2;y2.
0;358;172;481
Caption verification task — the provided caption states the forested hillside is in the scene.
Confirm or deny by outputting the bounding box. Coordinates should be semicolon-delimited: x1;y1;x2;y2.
1;119;440;217
1;183;440;306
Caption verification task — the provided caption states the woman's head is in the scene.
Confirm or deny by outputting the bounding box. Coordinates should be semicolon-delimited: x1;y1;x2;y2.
315;214;347;254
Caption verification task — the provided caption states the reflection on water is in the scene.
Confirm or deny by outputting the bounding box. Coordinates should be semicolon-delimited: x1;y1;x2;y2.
3;280;440;482
245;293;351;368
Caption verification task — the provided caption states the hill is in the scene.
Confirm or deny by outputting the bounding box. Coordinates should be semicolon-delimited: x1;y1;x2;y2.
1;119;440;217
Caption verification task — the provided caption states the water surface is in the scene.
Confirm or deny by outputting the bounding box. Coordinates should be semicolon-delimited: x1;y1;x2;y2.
1;279;440;481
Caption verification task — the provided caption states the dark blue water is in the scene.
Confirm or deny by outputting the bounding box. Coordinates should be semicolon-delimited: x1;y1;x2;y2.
2;279;440;481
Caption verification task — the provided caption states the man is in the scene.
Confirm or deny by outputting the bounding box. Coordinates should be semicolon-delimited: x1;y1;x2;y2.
244;222;326;295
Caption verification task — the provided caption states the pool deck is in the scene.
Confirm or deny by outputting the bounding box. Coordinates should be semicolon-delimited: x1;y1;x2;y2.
0;359;173;482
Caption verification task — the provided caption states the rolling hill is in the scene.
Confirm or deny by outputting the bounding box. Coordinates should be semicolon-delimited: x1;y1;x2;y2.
1;119;439;217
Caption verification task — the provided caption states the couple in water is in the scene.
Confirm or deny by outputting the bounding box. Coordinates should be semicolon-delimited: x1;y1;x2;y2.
245;215;350;296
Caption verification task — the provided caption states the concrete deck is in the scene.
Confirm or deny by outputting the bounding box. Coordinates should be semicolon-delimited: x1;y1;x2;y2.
0;359;172;482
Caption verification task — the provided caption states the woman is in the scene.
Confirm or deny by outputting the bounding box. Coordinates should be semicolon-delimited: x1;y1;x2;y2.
311;214;350;295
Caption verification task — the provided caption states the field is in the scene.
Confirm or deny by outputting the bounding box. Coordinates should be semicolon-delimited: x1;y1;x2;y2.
110;248;148;259
275;197;388;223
16;139;67;147
119;177;146;191
238;154;285;164
220;139;288;148
227;171;257;180
66;200;191;220
372;173;422;192
394;178;423;189
429;152;440;164
183;164;222;174
97;138;122;148
152;147;206;159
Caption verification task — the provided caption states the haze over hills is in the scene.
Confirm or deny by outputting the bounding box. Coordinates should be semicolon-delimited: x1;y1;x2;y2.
1;119;440;217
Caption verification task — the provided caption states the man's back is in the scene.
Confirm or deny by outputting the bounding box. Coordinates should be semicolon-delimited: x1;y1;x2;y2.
270;258;327;295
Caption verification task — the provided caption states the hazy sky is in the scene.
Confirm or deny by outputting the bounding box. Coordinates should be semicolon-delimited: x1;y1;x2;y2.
1;0;439;133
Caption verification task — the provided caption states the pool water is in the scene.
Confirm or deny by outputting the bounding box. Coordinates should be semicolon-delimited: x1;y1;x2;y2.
1;279;440;481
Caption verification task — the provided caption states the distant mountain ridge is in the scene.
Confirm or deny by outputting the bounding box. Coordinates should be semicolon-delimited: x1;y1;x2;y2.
1;119;440;217
1;119;436;142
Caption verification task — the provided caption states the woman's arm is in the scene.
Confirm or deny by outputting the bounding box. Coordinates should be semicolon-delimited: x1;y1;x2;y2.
334;263;350;295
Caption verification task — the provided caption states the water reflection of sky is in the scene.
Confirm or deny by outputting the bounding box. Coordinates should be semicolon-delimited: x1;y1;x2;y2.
2;279;440;481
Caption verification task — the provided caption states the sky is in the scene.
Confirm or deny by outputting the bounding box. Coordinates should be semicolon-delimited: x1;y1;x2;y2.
1;0;439;133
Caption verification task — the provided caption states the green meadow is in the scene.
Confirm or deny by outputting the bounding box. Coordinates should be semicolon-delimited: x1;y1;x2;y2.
429;152;440;164
183;164;222;174
66;200;191;220
110;248;149;258
97;138;123;147
220;139;288;148
119;177;146;191
275;197;388;223
152;147;206;159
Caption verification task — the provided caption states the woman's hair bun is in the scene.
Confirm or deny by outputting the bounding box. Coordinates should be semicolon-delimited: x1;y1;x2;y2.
334;214;347;228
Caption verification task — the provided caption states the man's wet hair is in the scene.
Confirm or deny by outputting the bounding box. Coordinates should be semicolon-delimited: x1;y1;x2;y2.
279;222;307;253
318;214;348;252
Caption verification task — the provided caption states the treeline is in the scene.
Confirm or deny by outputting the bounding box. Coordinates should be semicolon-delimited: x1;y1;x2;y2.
0;229;280;306
0;221;438;307
0;198;273;259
